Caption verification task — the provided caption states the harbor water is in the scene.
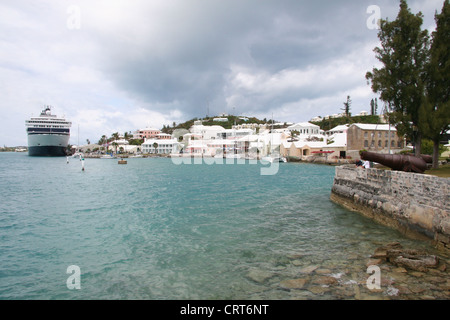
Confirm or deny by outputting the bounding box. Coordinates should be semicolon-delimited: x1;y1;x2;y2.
0;152;448;300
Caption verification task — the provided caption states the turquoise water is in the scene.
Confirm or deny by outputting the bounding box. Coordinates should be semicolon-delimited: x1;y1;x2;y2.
0;152;443;300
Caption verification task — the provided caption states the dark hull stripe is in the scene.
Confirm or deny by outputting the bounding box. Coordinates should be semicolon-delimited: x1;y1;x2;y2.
28;146;68;157
27;133;70;136
27;129;70;134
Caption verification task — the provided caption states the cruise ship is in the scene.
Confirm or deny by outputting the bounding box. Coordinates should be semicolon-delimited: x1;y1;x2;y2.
25;106;72;156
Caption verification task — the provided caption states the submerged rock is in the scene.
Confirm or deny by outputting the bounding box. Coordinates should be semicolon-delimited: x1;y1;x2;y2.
279;278;308;290
246;269;274;284
390;254;439;272
372;243;441;272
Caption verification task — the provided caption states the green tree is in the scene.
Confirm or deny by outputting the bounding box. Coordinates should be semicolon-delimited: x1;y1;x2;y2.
419;0;450;168
366;0;430;156
341;95;352;119
98;135;107;151
153;142;158;154
370;98;379;115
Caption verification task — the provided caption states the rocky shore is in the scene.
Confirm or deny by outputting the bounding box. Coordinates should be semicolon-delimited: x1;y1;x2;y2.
237;242;449;300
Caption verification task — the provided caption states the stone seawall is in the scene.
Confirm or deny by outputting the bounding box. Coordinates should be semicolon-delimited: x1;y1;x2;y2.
330;166;450;250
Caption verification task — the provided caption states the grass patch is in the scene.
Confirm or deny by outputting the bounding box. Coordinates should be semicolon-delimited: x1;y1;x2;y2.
425;163;450;178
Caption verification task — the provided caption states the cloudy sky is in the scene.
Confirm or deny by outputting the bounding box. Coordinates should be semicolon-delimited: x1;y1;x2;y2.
0;0;445;146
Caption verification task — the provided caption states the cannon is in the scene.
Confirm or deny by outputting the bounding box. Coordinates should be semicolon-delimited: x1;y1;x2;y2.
360;151;427;174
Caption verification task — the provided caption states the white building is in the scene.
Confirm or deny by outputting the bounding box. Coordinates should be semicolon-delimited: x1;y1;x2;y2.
216;128;253;140
213;118;228;122
190;124;225;140
287;122;321;136
141;138;180;154
326;124;349;136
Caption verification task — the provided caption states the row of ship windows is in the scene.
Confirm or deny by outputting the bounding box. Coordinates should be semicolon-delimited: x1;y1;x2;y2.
28;125;69;128
28;121;70;125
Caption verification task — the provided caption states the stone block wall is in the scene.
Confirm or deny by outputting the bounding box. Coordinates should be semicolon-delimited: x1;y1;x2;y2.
330;166;450;250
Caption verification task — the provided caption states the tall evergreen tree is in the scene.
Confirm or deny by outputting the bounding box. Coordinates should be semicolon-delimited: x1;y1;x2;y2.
366;0;429;156
342;95;352;119
419;0;450;168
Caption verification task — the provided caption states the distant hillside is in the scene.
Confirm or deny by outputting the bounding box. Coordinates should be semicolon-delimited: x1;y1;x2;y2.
159;114;384;134
161;115;271;134
311;115;383;131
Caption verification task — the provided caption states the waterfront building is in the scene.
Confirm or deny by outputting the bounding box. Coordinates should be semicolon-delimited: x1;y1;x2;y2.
133;128;161;140
156;133;172;140
323;132;348;159
326;124;349;136
280;141;328;161
190;124;225;140
141;138;180;154
346;123;404;159
287;122;321;136
216;128;253;140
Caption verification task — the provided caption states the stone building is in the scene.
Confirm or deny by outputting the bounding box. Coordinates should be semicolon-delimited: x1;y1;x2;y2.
347;123;404;158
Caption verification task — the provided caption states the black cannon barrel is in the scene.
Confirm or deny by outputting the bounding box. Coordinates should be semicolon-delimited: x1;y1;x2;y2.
360;151;427;174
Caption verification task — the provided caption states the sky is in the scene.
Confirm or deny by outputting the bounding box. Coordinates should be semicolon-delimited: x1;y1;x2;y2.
0;0;445;146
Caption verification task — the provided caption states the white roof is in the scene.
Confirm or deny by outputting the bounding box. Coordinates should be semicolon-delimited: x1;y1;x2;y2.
142;138;178;146
326;132;347;147
328;124;349;132
351;123;397;131
288;122;320;129
282;141;292;149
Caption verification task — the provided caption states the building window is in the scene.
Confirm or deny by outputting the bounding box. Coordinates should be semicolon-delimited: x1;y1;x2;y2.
364;140;369;148
378;140;382;148
385;140;388;148
364;132;368;138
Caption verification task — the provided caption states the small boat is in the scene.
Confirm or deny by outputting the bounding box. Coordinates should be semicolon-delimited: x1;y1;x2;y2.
118;159;127;164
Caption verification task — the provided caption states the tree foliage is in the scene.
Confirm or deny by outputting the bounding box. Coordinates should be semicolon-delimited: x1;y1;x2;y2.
419;0;450;167
366;0;430;155
366;0;450;168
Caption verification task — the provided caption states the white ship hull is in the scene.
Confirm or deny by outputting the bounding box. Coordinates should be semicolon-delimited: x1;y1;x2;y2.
27;134;70;157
